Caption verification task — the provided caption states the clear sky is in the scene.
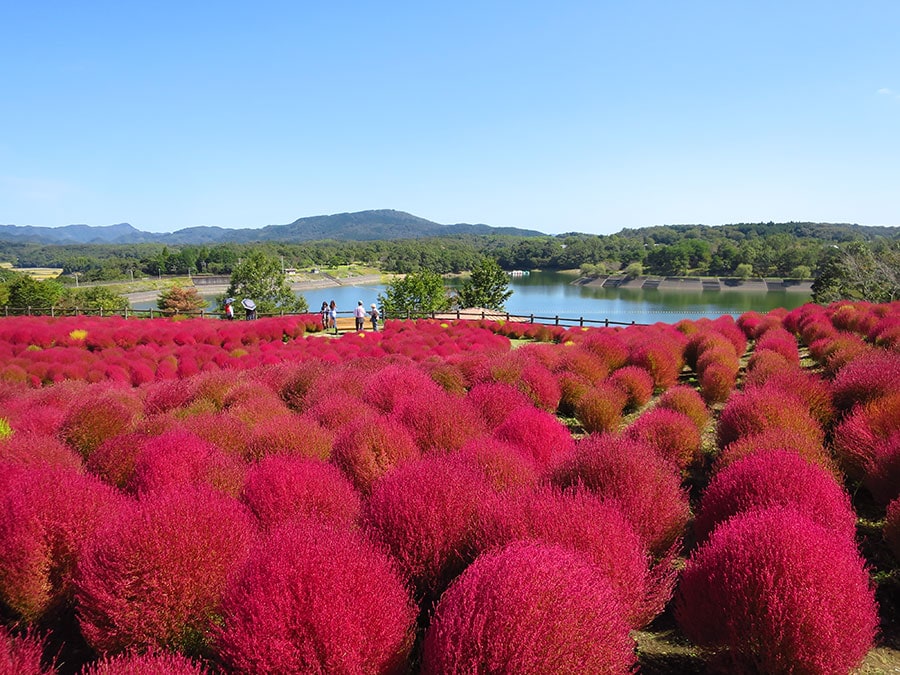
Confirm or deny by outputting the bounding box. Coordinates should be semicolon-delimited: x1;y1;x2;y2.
2;1;899;235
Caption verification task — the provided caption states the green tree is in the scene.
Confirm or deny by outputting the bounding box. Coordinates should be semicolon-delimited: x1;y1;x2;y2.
734;263;754;279
225;251;308;315
59;286;128;312
6;275;64;311
623;262;643;279
457;258;513;311
379;270;450;318
156;284;207;314
789;265;812;280
812;242;900;304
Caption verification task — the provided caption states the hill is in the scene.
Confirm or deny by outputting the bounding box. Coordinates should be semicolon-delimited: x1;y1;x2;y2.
0;210;545;245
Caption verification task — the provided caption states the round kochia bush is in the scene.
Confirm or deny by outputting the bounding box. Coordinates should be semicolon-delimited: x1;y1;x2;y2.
240;456;361;531
363;455;494;600
216;520;415;675
716;385;824;449
0;464;123;623
474;486;672;628
75;486;257;657
79;650;210;674
0;625;51;675
492;405;575;474
553;434;690;556
330;414;420;494
420;541;636;675
676;507;877;675
624;407;701;470
693;450;856;544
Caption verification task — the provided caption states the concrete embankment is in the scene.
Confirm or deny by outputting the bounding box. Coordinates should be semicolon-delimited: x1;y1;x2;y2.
575;275;813;292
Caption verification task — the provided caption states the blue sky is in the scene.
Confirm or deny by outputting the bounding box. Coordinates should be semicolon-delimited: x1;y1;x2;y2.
2;1;898;235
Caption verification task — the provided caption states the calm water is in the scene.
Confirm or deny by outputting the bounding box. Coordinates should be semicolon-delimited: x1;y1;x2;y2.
132;271;812;325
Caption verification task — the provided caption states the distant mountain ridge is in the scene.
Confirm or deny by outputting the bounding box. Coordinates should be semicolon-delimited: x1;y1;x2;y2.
0;210;545;245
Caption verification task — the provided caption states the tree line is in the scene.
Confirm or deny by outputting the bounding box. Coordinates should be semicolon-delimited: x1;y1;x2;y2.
0;221;897;307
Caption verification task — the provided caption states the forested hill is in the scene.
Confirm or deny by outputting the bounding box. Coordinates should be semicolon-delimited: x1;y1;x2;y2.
0;210;544;245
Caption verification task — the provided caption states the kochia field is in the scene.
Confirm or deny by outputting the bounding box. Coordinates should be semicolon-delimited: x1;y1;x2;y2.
0;300;898;674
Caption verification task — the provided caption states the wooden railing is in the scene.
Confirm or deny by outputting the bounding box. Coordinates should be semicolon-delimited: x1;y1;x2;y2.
1;306;645;328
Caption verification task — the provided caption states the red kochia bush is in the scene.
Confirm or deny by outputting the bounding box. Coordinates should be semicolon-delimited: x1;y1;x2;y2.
75;486;256;656
607;365;655;410
363;363;444;414
216;520;415;675
831;349;900;411
0;464;123;623
865;432;900;505
455;438;539;492
698;361;738;404
624;408;701;471
79;650;210;674
694;450;856;544
464;382;534;430
475;486;672;628
392;389;487;454
676;507;878;674
330;414;420;493
493;405;575;474
885;497;900;560
60;389;140;459
363;455;494;600
0;431;83;471
420;541;636;675
128;429;245;497
0;626;51;675
240;456;361;531
715;428;837;477
574;382;628;435
655;384;709;431
243;413;333;462
716;386;824;449
553;434;690;556
832;392;900;481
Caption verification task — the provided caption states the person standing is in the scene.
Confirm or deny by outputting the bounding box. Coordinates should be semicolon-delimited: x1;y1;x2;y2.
370;303;380;332
224;299;234;320
354;300;366;332
329;300;338;334
321;301;329;330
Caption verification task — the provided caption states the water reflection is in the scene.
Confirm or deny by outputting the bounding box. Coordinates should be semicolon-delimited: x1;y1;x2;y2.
131;271;812;325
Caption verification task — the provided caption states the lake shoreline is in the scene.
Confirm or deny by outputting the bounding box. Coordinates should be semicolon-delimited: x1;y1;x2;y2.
574;275;814;293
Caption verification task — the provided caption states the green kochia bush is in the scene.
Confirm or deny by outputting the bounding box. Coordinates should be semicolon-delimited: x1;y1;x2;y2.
421;541;636;675
216;520;416;675
677;506;877;674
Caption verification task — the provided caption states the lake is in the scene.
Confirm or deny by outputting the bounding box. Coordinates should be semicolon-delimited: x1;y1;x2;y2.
132;271;812;325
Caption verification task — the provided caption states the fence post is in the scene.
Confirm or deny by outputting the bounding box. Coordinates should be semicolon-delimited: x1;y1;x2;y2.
124;307;128;319
51;306;55;318
456;309;460;320
579;317;584;327
3;306;7;317
150;309;154;319
554;315;559;326
605;319;609;327
530;314;534;323
99;307;103;317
